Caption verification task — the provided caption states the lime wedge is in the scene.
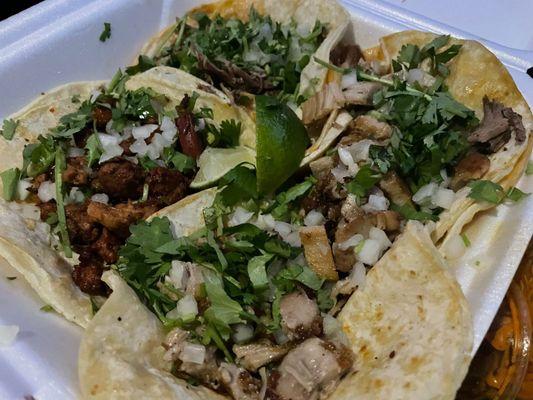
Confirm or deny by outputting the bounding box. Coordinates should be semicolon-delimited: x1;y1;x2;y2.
190;146;256;189
256;96;309;194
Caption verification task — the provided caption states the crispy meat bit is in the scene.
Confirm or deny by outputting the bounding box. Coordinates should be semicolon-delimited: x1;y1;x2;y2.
86;200;157;236
502;107;526;143
176;95;204;158
71;254;107;296
177;346;222;391
91;159;144;201
299;226;338;281
146;167;189;206
378;171;413;207
280;292;322;341
343;82;382;106
65;202;101;244
30;173;49;194
91;228;122;264
91;106;113;130
62;156;90;186
347;115;392;141
233;341;291;371
37;201;56;221
450;152;491;191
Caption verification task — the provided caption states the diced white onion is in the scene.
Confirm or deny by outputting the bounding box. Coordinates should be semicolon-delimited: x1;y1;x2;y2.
168;260;189;291
322;314;349;345
130;139;149;156
228;207;254;227
433;187;455;209
341;71;358;89
179;343;206;364
346;139;373;163
338;147;358;175
331;165;352;183
89;90;101;103
195;118;206;131
369;227;392;249
356;239;382;265
175;294;198;322
273;221;292;237
362;194;390;212
37;181;56;203
350;261;367;290
407;68;436;88
337;233;364;251
283;231;301;248
17;179;32;201
67;187;85;204
90;193;109;204
303;210;325;226
440;169;451;188
232;323;254;344
412;182;438;206
98;133;123;163
0;325;19;347
132;124;158;140
67;147;85;157
252;214;276;231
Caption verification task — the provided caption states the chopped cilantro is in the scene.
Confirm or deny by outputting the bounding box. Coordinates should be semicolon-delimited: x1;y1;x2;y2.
1;119;19;140
206;119;242;148
99;22;111;42
126;55;156;75
346;165;382;198
461;233;471;247
54;149;72;258
40;304;55;312
467;180;506;204
84;133;102;167
506;187;529;202
247;254;272;290
0;168;20;201
391;203;439;222
526;161;533;176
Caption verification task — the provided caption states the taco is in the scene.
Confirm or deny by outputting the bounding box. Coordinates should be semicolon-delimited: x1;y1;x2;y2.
138;0;349;102
0;67;254;327
77;184;472;399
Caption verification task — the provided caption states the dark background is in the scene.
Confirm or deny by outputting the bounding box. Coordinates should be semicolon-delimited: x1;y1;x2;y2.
1;1;44;20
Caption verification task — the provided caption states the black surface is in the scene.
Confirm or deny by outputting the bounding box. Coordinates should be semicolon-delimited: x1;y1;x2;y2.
1;1;44;21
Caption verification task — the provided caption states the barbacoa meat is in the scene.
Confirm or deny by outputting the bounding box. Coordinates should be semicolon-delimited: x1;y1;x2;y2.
146;167;189;206
91;105;113;130
91;159;144;201
86;200;158;236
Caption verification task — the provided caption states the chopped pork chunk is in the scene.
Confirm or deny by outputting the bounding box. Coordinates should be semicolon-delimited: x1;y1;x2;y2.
91;159;144;201
349;114;392;140
378;171;413;207
62;156;90;186
233;341;291;371
280;292;322;341
343;82;382;105
219;363;261;400
86;200;157;235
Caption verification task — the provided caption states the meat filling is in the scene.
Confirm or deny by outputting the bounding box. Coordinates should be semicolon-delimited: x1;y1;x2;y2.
91;159;144;201
279;292;322;341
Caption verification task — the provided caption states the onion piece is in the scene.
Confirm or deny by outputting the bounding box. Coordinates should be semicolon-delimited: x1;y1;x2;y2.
228;207;254;227
90;193;109;204
433;187;455;209
179;343;206;364
17;179;32;201
337;233;364;251
232;324;254;344
412;182;438;206
131;124;158;140
356;239;382;265
303;210;325;226
341;71;358;89
362;194;390;212
168;260;189;291
37;181;56;203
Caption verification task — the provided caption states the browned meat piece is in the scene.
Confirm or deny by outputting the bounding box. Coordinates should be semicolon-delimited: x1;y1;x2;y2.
502;107;526;143
233;341;291;371
378;171;413;207
450;152;491;191
219;363;261;400
177;346;222;391
71;254;107;296
162;327;189;362
91;159;144;201
280;292;322;341
91;105;113;130
299;226;338;281
331;44;363;68
91;228;122;264
176;95;204;158
343;82;382;106
487;130;512;153
119;137;135;156
62;156;90;186
271;338;353;400
37;201;57;221
301;82;344;125
30;173;49;194
347;115;392;141
146;167;189;206
73;126;93;148
333;211;399;272
86;200;157;236
65;202;101;244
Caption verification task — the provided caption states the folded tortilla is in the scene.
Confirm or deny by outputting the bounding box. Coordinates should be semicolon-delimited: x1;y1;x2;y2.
0;68;248;327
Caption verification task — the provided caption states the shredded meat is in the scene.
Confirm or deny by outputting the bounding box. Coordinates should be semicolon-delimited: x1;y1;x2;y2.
91;228;122;264
468;97;525;152
86;200;157;236
450;152;491;191
378;171;413;207
62;156;90;186
71;253;107;296
146;167;189;206
176;95;204;158
91;159;144;201
331;44;363;68
279;292;322;341
233;341;291;371
91;105;113;130
65;202;101;244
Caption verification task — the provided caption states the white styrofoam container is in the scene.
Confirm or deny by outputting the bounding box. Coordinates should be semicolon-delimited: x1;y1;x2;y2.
0;1;531;399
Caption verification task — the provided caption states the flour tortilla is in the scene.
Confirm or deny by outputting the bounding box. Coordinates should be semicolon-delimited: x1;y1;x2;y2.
365;31;532;245
333;221;473;399
140;0;349;99
0;68;244;327
78;219;472;400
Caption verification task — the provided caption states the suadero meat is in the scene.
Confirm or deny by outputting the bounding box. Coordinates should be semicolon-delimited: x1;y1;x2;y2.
269;338;353;400
86;201;158;236
91;159;144;201
71;253;107;296
378;171;413;207
91;228;122;264
279;292;322;341
65;202;101;244
219;363;261;400
176;95;204;158
62;156;90;186
502;107;526;143
233;341;291;371
450;152;491;191
146;167;189;206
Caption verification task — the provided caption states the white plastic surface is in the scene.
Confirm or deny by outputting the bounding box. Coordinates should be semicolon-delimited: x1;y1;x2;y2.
0;1;532;399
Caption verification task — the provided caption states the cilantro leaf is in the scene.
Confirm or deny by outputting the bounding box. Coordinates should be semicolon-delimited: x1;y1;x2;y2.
506;187;529;202
163;148;196;172
54;149;72;258
84;133;102;167
99;22;111;42
207;119;242;148
346;165;382;198
126;55;156;75
247;254;273;290
391;203;439;222
0;168;20;201
217;164;258;207
1;119;19;140
467;180;506;204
